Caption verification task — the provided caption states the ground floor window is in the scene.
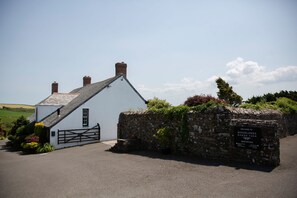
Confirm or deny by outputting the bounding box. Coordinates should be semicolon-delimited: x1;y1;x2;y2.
82;108;89;127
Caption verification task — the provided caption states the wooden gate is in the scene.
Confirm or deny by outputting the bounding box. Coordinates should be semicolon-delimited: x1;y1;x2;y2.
57;123;100;145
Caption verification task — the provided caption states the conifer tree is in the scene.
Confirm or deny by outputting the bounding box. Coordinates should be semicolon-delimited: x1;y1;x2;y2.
215;77;243;106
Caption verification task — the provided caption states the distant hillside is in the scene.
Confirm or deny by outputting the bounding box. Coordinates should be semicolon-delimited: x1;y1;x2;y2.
0;104;35;133
0;103;34;109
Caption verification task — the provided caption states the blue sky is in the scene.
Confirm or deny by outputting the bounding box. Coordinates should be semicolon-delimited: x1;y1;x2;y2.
1;0;297;105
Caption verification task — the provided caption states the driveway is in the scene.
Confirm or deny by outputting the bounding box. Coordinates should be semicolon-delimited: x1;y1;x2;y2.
1;136;297;198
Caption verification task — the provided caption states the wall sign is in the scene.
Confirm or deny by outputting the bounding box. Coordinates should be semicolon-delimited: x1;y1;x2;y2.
234;127;261;150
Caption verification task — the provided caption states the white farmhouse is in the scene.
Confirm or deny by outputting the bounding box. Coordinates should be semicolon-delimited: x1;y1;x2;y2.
35;62;147;149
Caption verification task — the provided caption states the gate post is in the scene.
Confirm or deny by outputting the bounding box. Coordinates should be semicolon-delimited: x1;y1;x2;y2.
57;129;60;145
97;123;100;140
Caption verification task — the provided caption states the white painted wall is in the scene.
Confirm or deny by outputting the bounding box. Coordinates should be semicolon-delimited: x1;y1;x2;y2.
50;77;146;149
36;105;61;122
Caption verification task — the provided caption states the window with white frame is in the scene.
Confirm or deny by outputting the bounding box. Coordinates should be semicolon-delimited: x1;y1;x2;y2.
82;108;89;127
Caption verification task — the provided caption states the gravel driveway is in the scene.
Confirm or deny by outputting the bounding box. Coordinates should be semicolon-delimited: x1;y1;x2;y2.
1;136;297;198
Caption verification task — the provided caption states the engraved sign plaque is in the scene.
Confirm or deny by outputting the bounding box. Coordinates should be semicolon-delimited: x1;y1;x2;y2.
234;127;261;150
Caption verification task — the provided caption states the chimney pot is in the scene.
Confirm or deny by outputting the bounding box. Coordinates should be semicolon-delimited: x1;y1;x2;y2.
51;81;58;94
83;76;91;86
115;62;127;78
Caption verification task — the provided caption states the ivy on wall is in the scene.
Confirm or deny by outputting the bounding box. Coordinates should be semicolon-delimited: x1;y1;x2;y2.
149;102;224;151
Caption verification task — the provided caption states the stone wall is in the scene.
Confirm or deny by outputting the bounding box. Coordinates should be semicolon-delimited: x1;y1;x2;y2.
282;114;297;136
118;107;297;167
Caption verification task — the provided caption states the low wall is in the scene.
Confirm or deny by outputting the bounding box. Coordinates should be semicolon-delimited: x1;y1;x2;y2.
118;107;296;167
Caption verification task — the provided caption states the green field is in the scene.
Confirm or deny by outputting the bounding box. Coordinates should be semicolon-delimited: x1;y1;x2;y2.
0;103;34;109
0;105;35;133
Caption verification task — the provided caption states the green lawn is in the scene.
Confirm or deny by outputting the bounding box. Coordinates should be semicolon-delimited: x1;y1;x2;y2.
0;108;35;132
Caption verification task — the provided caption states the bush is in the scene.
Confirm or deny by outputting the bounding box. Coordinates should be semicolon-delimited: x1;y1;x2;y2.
153;127;172;148
15;125;26;136
275;97;297;113
7;120;43;150
34;122;44;136
184;94;225;107
36;143;55;153
34;122;48;144
190;101;223;112
240;102;278;111
240;97;297;113
25;134;39;143
9;116;29;136
147;97;171;110
21;142;39;150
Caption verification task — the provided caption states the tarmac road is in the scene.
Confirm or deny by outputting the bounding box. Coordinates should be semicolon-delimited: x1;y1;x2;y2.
1;136;297;198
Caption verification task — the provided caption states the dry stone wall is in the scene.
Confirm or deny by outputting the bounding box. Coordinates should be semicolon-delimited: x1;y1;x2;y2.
118;107;296;167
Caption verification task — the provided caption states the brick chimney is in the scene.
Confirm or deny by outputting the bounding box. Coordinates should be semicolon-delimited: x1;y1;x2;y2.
51;81;58;94
83;76;91;86
115;62;127;78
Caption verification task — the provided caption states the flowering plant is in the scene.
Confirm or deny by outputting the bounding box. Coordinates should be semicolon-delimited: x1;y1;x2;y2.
34;122;44;136
25;134;39;143
21;142;39;149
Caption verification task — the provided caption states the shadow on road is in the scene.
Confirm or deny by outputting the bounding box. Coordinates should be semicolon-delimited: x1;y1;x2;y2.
108;149;275;173
0;140;30;155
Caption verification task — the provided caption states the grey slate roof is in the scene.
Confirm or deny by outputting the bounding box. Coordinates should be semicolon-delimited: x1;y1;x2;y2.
41;75;146;128
37;93;79;106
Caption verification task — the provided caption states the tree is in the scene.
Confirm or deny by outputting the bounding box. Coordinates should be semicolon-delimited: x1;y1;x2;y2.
246;90;297;104
215;77;242;106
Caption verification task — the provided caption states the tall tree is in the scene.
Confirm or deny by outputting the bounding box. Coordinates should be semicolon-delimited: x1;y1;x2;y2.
215;77;243;106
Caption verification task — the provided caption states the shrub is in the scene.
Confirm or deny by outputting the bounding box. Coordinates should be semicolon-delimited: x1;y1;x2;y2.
21;134;40;153
240;97;297;113
147;97;171;110
153;127;172;148
15;125;26;136
190;100;223;112
34;122;44;136
36;143;55;153
275;97;297;113
164;105;189;119
184;94;225;107
9;116;29;136
25;134;39;143
21;142;39;150
7;135;15;141
240;102;278;111
34;122;47;144
21;141;39;154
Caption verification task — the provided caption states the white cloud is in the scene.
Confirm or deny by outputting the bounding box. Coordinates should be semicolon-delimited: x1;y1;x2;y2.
137;57;297;104
137;78;213;105
261;66;297;83
225;57;297;85
163;78;208;92
138;78;210;94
